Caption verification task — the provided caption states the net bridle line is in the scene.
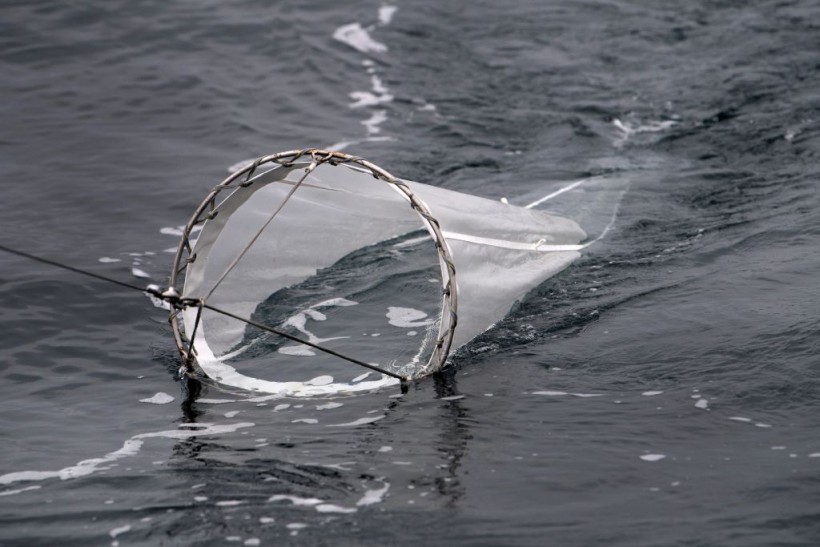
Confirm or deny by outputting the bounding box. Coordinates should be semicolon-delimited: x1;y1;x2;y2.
203;158;316;301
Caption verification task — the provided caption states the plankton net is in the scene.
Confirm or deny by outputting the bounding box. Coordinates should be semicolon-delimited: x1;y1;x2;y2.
169;149;587;396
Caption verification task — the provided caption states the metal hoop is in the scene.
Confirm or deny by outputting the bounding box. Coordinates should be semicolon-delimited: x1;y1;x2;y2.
168;148;458;380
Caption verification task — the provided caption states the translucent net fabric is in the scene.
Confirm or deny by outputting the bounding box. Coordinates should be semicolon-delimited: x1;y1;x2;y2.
175;153;585;395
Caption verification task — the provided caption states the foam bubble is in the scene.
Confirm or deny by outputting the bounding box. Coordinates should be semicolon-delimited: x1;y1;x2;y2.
0;485;41;496
386;307;434;328
333;23;387;53
316;504;357;514
316;402;344;410
532;391;602;398
352;372;372;382
378;6;397;25
640;454;666;462
362;110;387;134
357;479;390;506
139;392;174;405
278;345;315;357
160;226;184;236
109;525;131;539
131;267;151;279
270;495;322;506
306;375;334;386
327;415;385;427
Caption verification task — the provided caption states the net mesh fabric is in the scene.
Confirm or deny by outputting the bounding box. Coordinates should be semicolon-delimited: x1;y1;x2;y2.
170;150;585;394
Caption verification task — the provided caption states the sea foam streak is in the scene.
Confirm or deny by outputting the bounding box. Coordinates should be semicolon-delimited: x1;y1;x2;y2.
0;422;254;489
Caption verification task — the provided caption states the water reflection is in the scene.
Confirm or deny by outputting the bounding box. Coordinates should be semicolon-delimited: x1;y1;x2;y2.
161;364;473;536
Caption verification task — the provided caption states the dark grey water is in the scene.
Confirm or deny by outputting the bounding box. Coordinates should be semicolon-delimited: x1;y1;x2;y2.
2;0;820;545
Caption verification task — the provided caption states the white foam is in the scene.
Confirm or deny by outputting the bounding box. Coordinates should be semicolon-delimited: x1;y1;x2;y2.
316;402;343;410
327;415;385;427
352;372;372;382
728;416;752;423
139;392;174;405
306;375;334;386
640;454;666;462
531;390;602;398
0;422;254;488
278;345;315;356
362;110;387;134
357;479;390;506
333;23;388;53
275;299;357;359
216;500;243;507
642;391;663;396
316;504;357;514
98;257;121;263
292;418;318;424
194;337;399;397
378;5;397;25
131;267;151;279
386;307;434;328
694;398;709;410
160;226;184;237
612;118;678;147
349;90;391;109
246;394;282;403
0;485;41;496
145;284;171;310
269;495;323;506
110;524;131;538
349;74;394;109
